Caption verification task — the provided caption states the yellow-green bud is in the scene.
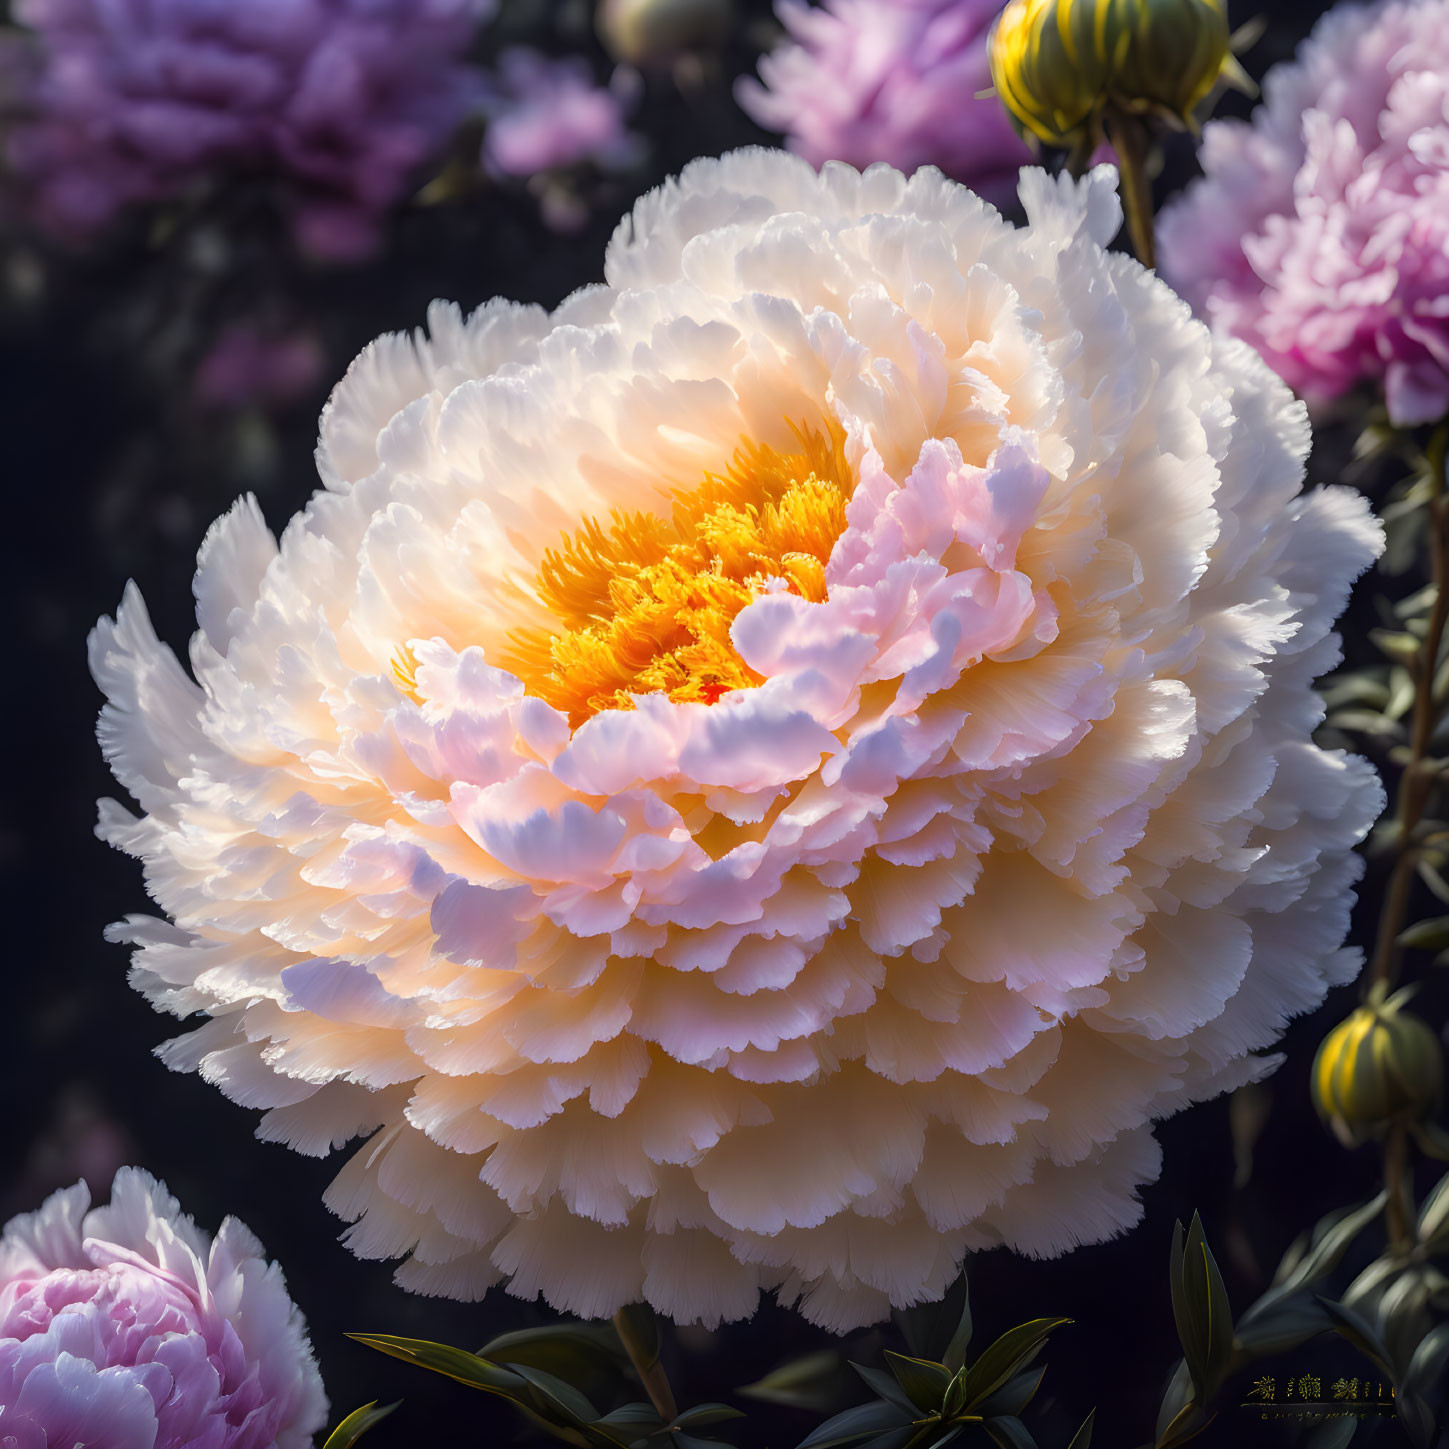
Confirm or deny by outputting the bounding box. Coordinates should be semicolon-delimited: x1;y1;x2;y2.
988;0;1236;150
1312;988;1444;1148
597;0;732;68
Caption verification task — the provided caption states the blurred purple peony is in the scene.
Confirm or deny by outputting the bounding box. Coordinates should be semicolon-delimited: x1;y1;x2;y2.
736;0;1031;208
0;1168;327;1449
480;49;642;180
479;49;644;231
1;0;491;259
1159;0;1449;427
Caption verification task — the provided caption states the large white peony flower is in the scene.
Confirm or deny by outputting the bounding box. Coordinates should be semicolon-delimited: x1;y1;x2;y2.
93;150;1383;1332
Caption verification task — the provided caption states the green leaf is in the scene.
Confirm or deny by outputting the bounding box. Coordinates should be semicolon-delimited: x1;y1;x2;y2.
1353;418;1398;463
1402;1321;1449;1401
739;1351;848;1413
344;1334;611;1447
673;1435;737;1449
345;1334;529;1397
1066;1408;1095;1449
1325;708;1402;737
1167;1222;1200;1390
1314;1297;1397;1378
884;1352;952;1413
853;1431;918;1449
852;1364;919;1416
477;1324;631;1406
1168;1215;1233;1396
1398;917;1449;951
895;1275;970;1366
796;1400;914;1449
981;1417;1036;1449
1155;1399;1214;1449
940;1370;968;1423
1396;1389;1436;1449
1233;1293;1336;1356
1388;665;1419;720
959;1318;1070;1410
1379;1263;1445;1372
671;1405;747;1430
902;1429;957;1449
1341;1255;1404;1315
1153;1360;1192;1445
1270;1225;1312;1286
973;1365;1045;1420
481;1324;629;1368
1411;1120;1449;1159
482;1323;627;1363
1320;673;1391;711
942;1285;973;1375
1266;1194;1388;1299
1303;1419;1357;1449
921;1428;964;1449
1371;629;1421;667
1396;583;1440;619
1382;980;1423;1013
591;1403;664;1437
508;1363;601;1429
320;1400;401;1449
1417;1169;1449;1251
1418;855;1449;905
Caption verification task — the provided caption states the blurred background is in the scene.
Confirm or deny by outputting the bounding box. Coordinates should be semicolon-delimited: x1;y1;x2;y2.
1;0;1436;1443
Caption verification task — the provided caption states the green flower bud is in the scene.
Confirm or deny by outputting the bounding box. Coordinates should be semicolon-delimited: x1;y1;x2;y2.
1313;987;1445;1148
988;0;1239;150
597;0;732;68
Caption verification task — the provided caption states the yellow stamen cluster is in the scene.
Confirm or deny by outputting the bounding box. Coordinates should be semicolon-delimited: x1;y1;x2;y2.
392;644;422;705
504;423;850;727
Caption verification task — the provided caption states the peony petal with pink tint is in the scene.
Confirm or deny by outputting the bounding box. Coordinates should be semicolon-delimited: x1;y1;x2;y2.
0;1170;326;1449
1160;0;1449;426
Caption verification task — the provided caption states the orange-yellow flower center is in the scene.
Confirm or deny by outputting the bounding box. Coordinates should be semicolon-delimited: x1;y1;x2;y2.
503;422;850;727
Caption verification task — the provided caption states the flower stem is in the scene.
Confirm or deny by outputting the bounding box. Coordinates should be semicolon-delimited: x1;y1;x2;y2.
1384;1120;1414;1251
1105;110;1156;269
612;1306;677;1424
1366;423;1449;992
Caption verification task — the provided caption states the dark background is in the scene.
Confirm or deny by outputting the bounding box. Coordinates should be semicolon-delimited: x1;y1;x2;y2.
2;1;1441;1445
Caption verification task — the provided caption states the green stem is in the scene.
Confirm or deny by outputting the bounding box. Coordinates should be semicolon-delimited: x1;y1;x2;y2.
1366;424;1449;993
1384;1120;1414;1252
1105;110;1156;270
612;1307;677;1424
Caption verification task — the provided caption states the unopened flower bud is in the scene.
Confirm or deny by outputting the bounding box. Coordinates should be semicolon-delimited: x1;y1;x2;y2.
1312;988;1444;1147
989;0;1238;150
597;0;732;68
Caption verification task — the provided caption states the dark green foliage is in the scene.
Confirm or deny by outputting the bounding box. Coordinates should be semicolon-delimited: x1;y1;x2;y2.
319;1400;401;1449
792;1278;1074;1449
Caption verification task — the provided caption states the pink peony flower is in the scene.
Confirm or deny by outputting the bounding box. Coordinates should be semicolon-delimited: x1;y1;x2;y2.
1159;0;1449;427
737;0;1032;209
0;1169;327;1449
480;49;642;181
93;151;1381;1332
1;0;491;259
